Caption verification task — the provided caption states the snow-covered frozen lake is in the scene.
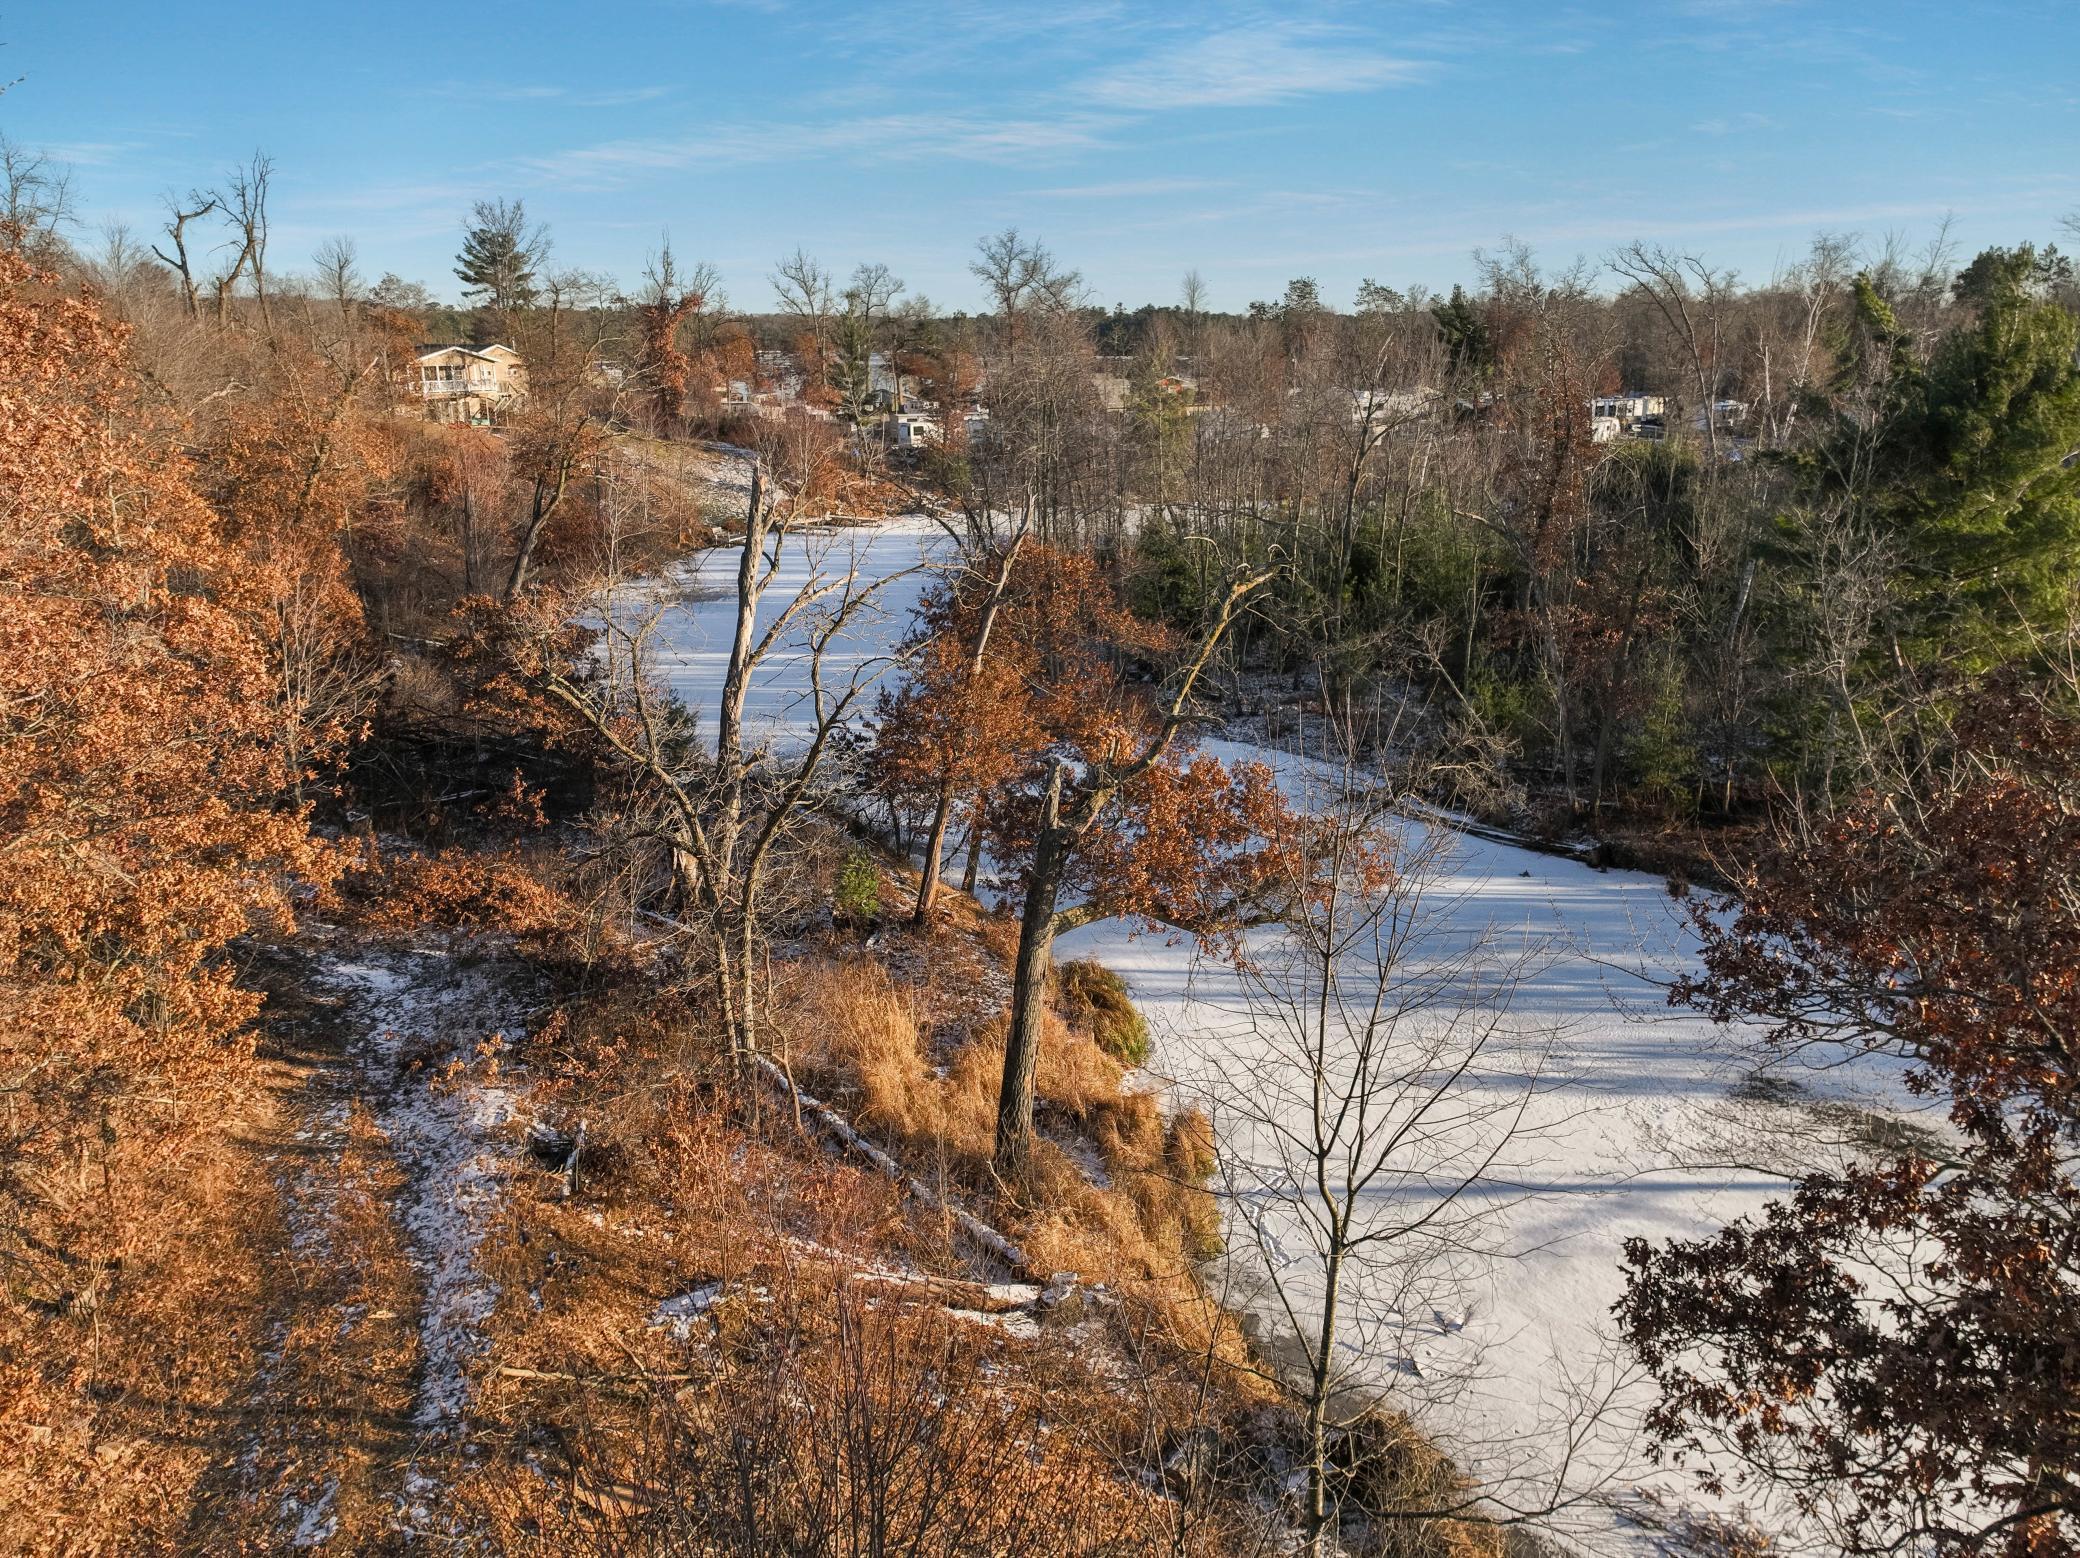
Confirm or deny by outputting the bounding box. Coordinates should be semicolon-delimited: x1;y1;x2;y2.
613;513;949;752
628;501;1932;1552
1058;759;1927;1548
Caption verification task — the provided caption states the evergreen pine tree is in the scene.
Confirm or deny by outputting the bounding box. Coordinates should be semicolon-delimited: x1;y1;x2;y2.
1430;284;1493;374
454;198;548;317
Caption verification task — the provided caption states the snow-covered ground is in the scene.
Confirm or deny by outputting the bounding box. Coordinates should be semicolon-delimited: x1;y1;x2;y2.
310;948;528;1434
633;509;1935;1552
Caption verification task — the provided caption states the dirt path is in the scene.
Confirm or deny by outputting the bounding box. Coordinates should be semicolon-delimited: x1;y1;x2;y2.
191;932;538;1551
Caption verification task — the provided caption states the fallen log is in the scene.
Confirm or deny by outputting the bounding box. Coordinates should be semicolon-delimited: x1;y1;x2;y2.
752;1055;1064;1292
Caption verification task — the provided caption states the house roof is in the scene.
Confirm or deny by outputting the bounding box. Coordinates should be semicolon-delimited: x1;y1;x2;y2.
414;343;521;364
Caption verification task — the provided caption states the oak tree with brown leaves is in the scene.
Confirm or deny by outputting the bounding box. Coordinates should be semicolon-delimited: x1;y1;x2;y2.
635;241;710;434
0;251;327;1355
1618;669;2080;1555
874;543;1287;1169
870;534;1034;927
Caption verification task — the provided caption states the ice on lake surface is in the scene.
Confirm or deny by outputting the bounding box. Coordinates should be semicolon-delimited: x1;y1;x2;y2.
632;514;949;752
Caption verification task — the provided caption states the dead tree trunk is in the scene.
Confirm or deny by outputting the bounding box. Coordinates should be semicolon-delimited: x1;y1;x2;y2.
152;195;216;321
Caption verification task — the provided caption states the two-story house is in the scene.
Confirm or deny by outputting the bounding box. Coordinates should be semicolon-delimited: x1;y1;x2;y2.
412;343;527;424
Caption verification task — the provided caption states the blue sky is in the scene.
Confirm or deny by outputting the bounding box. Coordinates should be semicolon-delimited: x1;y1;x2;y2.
8;0;2076;311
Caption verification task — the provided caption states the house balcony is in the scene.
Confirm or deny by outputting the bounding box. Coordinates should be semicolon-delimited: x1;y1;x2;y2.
417;378;509;398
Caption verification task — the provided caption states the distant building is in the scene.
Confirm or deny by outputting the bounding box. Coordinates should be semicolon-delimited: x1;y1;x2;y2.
1352;386;1440;424
1587;390;1673;442
1591;391;1666;426
890;412;942;449
413;344;526;423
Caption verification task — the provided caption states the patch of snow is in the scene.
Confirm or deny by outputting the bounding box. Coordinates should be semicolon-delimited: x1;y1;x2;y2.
947;1307;1044;1340
652;1281;725;1338
284;1477;338;1548
400;1466;441;1530
311;944;537;1436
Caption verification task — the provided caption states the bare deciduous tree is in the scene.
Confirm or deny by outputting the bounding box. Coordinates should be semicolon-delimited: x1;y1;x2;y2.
547;429;920;1067
971;227;1082;363
772;247;836;401
153;190;217;319
1197;763;1625;1552
0;133;73;256
1608;241;1735;462
219;151;273;329
1179;267;1208;355
312;234;360;314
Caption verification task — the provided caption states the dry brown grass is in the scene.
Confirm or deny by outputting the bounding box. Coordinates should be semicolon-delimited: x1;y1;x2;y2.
787;959;989;1156
453;970;1215;1555
780;955;1246;1378
788;956;1156;1172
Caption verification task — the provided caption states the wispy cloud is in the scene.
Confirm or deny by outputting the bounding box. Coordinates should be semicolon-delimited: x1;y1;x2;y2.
1672;0;1802;13
1692;111;1777;135
43;140;150;167
1647;10;1922;85
321;178;486;208
518;14;1433;197
569;86;674;108
521;111;1121;187
423;81;674;109
1024;176;1229;199
1083;22;1429;110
